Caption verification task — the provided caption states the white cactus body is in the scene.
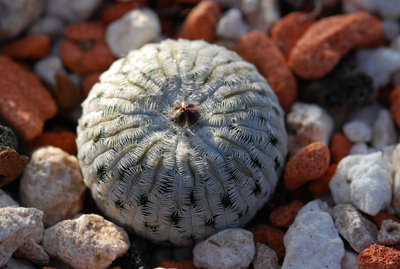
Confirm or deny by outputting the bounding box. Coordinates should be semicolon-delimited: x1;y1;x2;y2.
76;39;287;245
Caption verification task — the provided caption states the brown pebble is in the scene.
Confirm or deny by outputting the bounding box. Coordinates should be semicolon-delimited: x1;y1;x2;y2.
53;73;82;110
23;130;78;155
0;146;28;187
0;34;50;59
178;1;221;43
284;141;330;190
237;30;297;112
358;244;400;269
270;12;315;59
60;21;115;75
269;200;304;228
289;11;383;79
0;55;58;140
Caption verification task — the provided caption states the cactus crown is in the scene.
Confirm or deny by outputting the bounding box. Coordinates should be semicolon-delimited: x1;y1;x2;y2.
76;39;287;245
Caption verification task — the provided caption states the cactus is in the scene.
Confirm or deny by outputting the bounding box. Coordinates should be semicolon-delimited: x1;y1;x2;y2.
76;39;287;245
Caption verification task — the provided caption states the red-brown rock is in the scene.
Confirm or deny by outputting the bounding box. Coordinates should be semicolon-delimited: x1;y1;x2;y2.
178;1;221;43
269;200;304;228
284;142;331;190
358;244;400;269
289;11;383;79
270;12;315;59
237;30;297;112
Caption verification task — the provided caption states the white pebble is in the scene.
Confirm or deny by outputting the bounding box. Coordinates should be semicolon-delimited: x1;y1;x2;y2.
28;16;65;39
343;120;372;143
2;257;36;269
19;146;86;226
349;142;369;155
343;0;400;20
0;0;45;41
43;214;130;269
0;189;19;208
329;152;392;216
0;207;44;267
341;250;359;269
106;8;161;58
356;47;400;88
287;102;333;155
333;204;378;253
34;55;65;88
13;236;49;265
241;0;259;13
391;36;400;52
216;8;250;41
193;228;255;269
378;219;400;245
382;20;400;41
282;200;344;269
46;0;102;23
0;192;48;264
241;0;280;33
372;109;397;150
252;242;279;269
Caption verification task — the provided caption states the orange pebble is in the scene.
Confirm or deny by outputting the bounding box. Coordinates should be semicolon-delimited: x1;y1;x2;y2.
390;86;400;128
60;21;115;75
23;130;77;155
178;1;221;43
237;30;297;112
289;11;383;79
308;163;337;195
373;211;400;228
358;245;400;269
158;259;197;269
249;224;285;261
82;72;102;97
284;141;330;190
101;1;140;24
330;132;352;163
0;34;50;59
0;55;57;140
269;200;304;228
270;12;315;59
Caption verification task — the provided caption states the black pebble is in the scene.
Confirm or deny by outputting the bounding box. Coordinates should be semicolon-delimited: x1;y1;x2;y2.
300;56;374;108
0;124;18;149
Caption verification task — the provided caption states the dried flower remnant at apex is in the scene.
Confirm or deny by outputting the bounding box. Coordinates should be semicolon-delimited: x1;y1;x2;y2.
76;39;287;245
172;102;199;127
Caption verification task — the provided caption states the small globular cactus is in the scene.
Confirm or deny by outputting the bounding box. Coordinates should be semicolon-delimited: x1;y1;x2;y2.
76;39;287;245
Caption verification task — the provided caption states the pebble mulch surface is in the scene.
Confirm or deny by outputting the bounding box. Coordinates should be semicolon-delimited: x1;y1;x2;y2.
1;0;400;268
